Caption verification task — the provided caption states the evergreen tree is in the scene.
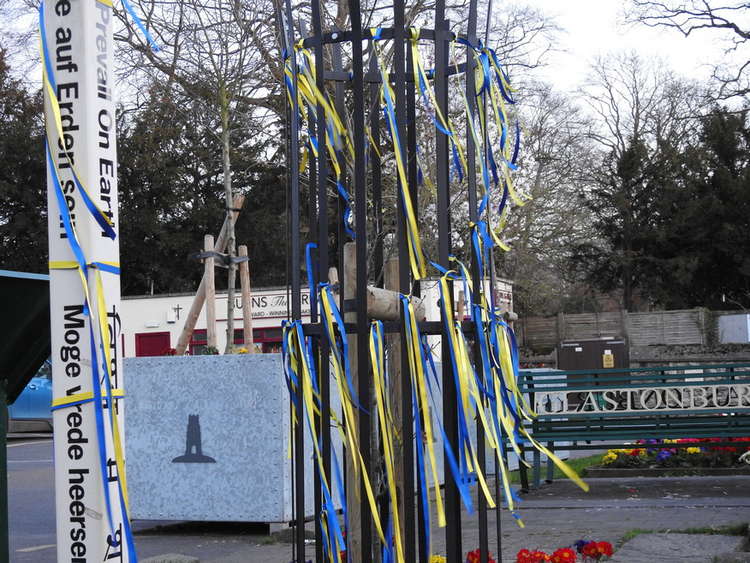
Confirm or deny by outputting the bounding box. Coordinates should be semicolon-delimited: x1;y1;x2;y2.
117;85;287;295
573;106;750;310
0;46;46;273
572;137;668;310
678;108;750;308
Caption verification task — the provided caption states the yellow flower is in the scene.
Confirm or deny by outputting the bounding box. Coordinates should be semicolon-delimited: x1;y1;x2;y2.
236;347;249;354
664;439;677;444
602;452;618;465
430;556;447;563
686;447;701;454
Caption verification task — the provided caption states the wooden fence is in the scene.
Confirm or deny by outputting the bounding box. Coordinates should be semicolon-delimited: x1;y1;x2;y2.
517;309;709;352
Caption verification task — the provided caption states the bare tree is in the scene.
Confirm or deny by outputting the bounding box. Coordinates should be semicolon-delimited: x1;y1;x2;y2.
576;51;705;310
582;51;703;161
497;83;596;315
626;1;750;99
114;0;278;353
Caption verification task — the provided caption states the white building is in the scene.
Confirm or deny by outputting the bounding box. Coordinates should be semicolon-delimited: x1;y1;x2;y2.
120;278;512;357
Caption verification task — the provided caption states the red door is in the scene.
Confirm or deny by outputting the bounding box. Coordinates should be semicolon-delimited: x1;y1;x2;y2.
135;332;171;357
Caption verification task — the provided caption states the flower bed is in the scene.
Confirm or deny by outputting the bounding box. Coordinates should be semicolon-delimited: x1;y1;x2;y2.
583;438;750;477
516;540;613;562
595;438;750;472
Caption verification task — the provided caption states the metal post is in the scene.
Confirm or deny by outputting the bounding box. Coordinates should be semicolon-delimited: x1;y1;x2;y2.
465;1;489;560
281;0;305;559
310;4;327;561
347;2;372;559
434;4;462;560
0;382;8;562
399;12;425;562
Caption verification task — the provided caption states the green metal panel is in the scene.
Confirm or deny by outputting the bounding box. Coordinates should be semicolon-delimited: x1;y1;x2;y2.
0;270;50;405
521;365;750;449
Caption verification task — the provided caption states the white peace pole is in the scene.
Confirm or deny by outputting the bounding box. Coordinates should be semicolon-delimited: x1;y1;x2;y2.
43;0;131;560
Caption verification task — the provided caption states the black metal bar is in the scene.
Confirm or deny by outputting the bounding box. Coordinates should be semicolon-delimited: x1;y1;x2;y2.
304;47;322;563
330;36;349;563
368;50;390;556
310;2;329;561
281;0;305;559
464;1;489;561
300;27;449;47
309;140;323;563
434;4;462;562
405;41;422;562
391;20;417;563
370;55;383;291
518;445;530;493
401;13;427;563
302;320;479;336
392;2;419;560
494;454;502;558
0;382;8;563
406;35;419;295
331;40;346;321
347;1;372;559
320;61;470;83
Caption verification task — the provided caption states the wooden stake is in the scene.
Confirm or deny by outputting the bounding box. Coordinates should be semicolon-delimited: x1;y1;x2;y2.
238;244;254;352
456;289;466;321
343;243;362;563
204;234;217;350
328;267;339;286
384;256;405;546
174;194;245;354
342;244;420;561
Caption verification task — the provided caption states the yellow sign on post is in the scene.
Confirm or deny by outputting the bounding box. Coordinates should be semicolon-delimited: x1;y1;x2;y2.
602;352;615;368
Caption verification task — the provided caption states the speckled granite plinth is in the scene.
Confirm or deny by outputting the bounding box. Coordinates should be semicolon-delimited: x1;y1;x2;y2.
124;354;338;522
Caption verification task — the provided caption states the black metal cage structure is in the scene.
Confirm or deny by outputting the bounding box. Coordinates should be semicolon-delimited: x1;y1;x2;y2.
273;1;573;562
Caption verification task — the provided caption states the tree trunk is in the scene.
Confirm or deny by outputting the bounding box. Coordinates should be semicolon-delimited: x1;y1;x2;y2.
220;85;237;354
384;257;404;550
343;243;362;562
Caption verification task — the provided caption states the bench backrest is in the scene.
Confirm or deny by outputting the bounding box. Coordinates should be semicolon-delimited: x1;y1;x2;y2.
518;364;750;443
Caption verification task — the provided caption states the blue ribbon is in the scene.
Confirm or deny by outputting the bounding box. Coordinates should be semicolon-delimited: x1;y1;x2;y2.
511;121;521;166
40;18;117;241
38;3;57;92
120;0;160;51
418;334;474;512
319;284;367;413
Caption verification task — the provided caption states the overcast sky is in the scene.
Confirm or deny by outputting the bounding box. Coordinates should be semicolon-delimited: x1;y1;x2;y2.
519;0;739;92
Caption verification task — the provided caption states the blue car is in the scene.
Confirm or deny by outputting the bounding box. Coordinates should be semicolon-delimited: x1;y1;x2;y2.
8;360;53;432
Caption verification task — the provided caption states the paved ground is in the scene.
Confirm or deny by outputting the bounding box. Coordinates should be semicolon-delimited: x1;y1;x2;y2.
9;436;750;562
609;533;746;563
9;438;56;561
134;476;750;562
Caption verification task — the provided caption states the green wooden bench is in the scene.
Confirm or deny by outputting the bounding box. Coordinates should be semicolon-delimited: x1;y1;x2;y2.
516;363;750;489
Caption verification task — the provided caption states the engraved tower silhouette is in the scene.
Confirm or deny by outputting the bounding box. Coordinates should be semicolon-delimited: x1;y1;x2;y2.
172;414;216;463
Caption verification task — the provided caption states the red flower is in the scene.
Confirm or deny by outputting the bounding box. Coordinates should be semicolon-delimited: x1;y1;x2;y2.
516;549;534;563
628;448;642;457
581;542;599;558
516;549;549;563
596;541;613;557
468;548;496;563
551;547;577;563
